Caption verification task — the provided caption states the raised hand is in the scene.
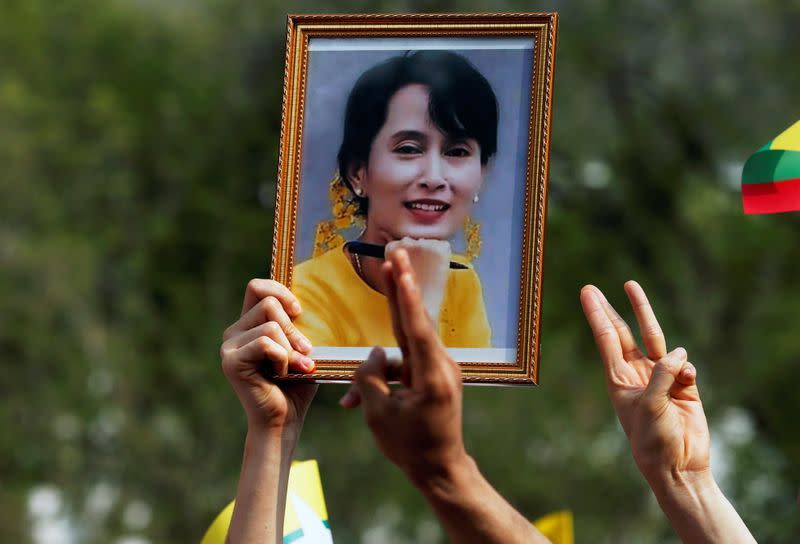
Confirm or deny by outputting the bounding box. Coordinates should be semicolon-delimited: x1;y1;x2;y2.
580;281;709;479
339;249;465;481
581;281;755;544
222;279;318;544
221;279;317;432
341;249;550;544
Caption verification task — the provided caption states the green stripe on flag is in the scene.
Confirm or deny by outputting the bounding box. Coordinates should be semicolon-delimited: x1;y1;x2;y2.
742;149;800;184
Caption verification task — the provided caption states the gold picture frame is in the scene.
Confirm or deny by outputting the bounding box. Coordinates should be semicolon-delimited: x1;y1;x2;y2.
271;13;557;385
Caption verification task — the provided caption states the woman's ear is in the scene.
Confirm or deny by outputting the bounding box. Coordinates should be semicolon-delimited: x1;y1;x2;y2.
348;162;367;197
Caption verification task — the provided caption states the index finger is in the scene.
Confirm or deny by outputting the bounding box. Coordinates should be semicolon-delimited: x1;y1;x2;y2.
580;285;626;379
624;280;667;360
390;249;446;389
586;285;641;361
381;260;412;387
241;278;301;318
381;260;409;358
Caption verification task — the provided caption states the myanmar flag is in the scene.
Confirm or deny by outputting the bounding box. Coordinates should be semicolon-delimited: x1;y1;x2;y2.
742;121;800;214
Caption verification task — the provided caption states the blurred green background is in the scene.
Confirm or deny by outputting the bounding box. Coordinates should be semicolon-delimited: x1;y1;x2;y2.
2;0;799;542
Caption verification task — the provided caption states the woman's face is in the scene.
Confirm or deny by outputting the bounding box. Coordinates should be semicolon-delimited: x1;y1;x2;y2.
349;83;485;243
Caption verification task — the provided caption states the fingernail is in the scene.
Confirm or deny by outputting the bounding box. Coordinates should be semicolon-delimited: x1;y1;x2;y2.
675;347;687;359
299;355;315;372
291;300;302;314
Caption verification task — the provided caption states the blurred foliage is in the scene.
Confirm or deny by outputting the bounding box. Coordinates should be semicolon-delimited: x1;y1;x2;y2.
1;0;799;542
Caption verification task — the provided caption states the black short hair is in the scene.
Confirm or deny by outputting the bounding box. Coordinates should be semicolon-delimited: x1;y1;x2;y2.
337;51;499;214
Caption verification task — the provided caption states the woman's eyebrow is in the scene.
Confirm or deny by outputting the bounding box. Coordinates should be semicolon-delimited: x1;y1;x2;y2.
390;130;427;143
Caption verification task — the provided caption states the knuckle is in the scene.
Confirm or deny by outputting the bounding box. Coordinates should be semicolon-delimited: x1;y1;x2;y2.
263;296;281;314
413;333;437;354
264;279;279;290
427;378;455;402
593;326;617;340
644;324;663;337
246;278;262;295
265;279;286;297
258;322;273;337
264;321;281;336
410;321;431;340
283;320;299;338
219;341;233;361
655;358;677;374
256;336;273;354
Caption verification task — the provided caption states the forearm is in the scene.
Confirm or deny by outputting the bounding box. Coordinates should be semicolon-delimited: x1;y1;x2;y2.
413;455;551;544
648;469;756;544
226;426;298;544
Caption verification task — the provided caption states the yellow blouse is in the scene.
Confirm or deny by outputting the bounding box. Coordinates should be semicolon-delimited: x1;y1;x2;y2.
291;247;491;347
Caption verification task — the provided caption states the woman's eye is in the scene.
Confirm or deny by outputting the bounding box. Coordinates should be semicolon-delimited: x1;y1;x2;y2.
394;144;422;155
446;147;471;157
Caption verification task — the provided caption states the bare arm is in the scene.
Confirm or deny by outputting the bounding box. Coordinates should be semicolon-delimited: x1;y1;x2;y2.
221;279;317;544
649;469;756;544
411;453;548;544
226;428;296;544
341;249;549;544
580;281;756;544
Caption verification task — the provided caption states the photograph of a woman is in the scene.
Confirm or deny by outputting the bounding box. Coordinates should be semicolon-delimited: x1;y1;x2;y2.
291;39;534;358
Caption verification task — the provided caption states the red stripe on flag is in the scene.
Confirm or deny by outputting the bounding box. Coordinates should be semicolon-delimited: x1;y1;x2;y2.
742;177;800;214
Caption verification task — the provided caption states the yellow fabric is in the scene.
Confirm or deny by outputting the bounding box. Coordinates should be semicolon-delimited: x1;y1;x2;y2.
200;460;330;544
532;510;574;544
201;500;234;544
292;247;492;347
772;120;800;152
283;460;329;533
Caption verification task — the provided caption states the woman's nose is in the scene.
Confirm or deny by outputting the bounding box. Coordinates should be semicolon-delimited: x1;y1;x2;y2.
416;154;447;190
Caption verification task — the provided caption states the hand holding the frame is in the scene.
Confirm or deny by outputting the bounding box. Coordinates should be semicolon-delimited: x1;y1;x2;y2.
580;281;756;544
221;279;317;544
341;249;550;544
221;279;316;433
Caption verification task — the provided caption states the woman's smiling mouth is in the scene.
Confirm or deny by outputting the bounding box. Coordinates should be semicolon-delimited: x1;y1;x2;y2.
404;199;451;224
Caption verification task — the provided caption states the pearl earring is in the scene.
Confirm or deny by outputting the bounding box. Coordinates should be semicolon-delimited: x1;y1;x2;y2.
354;187;363;197
473;193;479;203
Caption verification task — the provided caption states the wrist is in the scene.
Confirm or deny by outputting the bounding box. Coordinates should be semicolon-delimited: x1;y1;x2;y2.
646;466;718;500
245;422;301;456
648;468;728;531
407;449;478;500
646;468;757;543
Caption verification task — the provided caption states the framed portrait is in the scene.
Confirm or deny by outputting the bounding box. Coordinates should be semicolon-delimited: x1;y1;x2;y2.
271;13;557;385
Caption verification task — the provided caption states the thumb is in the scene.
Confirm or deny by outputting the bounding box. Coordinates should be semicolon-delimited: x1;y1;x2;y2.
644;347;687;402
